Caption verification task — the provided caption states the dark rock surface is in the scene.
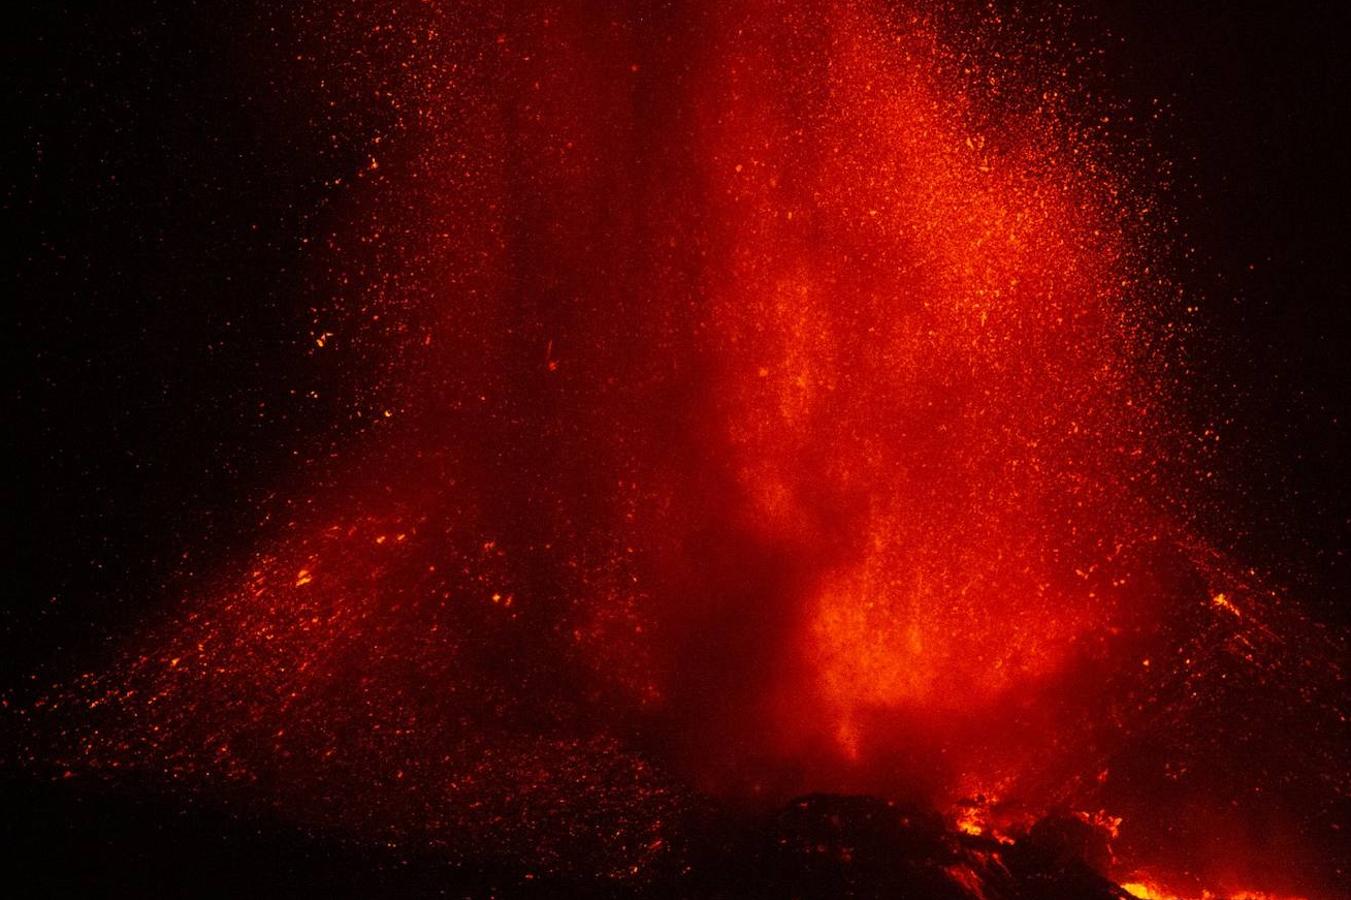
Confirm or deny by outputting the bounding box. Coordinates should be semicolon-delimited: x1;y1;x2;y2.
7;778;1141;898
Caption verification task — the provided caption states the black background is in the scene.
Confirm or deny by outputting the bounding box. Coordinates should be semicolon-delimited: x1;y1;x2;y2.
5;1;1348;895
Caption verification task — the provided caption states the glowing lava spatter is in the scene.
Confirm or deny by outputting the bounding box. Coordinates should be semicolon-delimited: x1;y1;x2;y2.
691;0;1154;758
10;1;1346;896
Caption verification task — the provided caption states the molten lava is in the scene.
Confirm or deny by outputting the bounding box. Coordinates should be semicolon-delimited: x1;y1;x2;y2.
9;1;1346;897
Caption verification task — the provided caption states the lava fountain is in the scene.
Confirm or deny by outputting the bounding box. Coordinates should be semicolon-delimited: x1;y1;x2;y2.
10;2;1346;897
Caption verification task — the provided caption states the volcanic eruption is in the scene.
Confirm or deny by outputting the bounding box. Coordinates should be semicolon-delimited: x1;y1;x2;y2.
7;1;1347;897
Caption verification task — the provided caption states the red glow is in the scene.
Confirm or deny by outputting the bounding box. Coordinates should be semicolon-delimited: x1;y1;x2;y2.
13;2;1345;896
